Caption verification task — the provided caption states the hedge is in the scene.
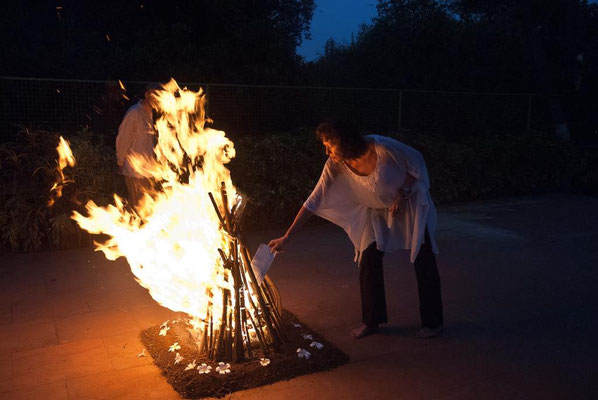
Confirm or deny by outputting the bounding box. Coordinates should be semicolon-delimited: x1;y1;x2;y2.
0;126;595;252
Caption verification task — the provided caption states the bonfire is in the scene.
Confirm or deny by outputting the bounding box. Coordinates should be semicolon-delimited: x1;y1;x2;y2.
60;79;286;362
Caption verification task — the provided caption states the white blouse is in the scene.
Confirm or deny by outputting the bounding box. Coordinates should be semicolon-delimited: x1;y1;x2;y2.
116;101;156;179
303;135;438;263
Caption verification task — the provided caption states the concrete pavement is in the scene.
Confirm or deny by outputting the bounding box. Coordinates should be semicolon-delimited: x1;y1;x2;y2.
1;193;597;399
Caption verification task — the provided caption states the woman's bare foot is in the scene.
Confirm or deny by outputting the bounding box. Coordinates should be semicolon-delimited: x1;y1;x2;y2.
416;326;443;339
351;324;378;339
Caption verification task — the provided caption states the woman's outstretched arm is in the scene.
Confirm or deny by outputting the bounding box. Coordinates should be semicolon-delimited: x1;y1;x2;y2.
268;206;313;252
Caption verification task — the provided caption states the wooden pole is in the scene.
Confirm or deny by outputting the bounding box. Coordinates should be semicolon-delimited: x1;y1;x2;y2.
220;182;232;232
241;303;253;358
231;240;244;362
237;255;269;354
242;243;284;338
208;192;225;226
240;244;282;348
225;311;233;361
245;304;269;355
198;319;208;355
215;289;229;360
235;248;253;357
208;311;214;358
262;278;287;340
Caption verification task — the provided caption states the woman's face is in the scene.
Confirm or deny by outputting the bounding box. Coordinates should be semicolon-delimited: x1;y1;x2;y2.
322;139;343;163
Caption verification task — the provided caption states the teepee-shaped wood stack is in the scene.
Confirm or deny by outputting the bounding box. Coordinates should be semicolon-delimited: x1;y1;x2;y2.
193;182;287;362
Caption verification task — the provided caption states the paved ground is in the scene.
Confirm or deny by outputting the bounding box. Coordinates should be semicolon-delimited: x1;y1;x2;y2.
1;193;597;399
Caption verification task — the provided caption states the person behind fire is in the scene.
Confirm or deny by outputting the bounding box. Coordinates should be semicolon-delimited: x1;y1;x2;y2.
115;83;160;210
268;120;443;339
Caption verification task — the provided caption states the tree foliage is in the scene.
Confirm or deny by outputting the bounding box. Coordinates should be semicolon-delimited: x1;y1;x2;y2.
306;0;598;94
0;0;315;83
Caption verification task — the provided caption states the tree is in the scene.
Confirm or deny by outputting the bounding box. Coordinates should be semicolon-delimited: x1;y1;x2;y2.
449;0;598;139
0;0;315;83
307;0;598;93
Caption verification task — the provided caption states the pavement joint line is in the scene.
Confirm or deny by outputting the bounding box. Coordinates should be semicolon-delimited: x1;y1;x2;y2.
62;362;158;386
64;380;72;400
100;336;117;371
49;299;61;348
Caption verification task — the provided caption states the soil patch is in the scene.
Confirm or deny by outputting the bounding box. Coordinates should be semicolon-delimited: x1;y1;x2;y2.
140;310;349;399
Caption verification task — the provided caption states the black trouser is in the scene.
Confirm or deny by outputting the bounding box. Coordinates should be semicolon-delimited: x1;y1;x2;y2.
359;229;443;329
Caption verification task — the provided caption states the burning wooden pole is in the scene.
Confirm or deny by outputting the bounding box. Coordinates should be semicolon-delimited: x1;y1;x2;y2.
231;240;244;362
200;184;287;362
240;244;286;346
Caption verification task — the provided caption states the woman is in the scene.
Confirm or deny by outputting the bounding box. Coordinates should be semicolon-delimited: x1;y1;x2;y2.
268;121;443;339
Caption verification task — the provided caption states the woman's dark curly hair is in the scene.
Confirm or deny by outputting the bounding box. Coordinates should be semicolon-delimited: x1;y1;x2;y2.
315;120;368;160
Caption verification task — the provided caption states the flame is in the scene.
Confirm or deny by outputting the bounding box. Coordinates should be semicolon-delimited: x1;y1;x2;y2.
71;79;265;351
48;136;75;206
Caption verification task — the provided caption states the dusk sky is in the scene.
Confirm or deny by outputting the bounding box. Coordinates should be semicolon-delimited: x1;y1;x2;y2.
298;0;598;62
297;0;378;61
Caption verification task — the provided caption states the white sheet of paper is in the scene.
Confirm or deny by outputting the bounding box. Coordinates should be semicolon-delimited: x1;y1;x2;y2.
251;243;276;285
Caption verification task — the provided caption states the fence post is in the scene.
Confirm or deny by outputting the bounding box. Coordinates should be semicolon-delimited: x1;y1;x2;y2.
527;94;532;132
398;90;403;133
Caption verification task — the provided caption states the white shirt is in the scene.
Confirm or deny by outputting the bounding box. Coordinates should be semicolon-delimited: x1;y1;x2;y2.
304;135;438;263
115;101;155;178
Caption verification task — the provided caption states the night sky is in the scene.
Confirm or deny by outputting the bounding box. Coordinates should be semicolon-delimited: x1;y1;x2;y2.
298;0;598;62
297;0;377;61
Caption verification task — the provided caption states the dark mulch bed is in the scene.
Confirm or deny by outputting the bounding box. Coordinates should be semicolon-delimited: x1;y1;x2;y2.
140;310;349;399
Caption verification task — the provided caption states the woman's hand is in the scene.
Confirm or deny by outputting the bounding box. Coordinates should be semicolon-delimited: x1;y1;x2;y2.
268;235;289;253
390;184;413;216
389;195;406;216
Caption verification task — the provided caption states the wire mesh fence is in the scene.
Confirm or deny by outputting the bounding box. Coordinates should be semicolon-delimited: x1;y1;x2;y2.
206;84;401;137
1;76;596;142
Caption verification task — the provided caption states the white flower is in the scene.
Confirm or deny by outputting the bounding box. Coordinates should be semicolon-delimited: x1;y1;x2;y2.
168;342;181;352
292;323;301;328
136;349;146;358
297;348;311;359
174;352;184;365
301;334;313;340
160;320;169;328
310;341;324;350
185;360;197;371
259;358;270;366
197;363;212;374
216;362;231;374
159;326;170;336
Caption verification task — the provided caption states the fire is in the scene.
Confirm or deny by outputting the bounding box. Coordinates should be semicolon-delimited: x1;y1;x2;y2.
49;136;76;206
69;79;285;361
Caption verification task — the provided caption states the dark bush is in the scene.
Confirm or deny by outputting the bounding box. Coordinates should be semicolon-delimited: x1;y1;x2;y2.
0;126;594;252
0;126;123;252
401;131;582;203
229;128;326;230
